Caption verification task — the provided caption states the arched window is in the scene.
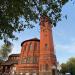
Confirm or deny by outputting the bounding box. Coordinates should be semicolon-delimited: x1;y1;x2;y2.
21;58;26;64
29;43;33;51
24;43;27;51
45;64;48;71
30;44;32;50
45;44;48;49
23;46;26;51
34;42;37;51
26;57;31;64
33;56;38;64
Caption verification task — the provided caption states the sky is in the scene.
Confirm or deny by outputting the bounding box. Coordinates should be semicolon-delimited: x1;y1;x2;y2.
0;0;75;64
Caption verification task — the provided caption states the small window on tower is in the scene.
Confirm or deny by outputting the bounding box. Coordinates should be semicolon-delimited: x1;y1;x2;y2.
45;44;48;49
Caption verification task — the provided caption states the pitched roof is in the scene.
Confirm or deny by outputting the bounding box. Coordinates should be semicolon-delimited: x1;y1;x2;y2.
1;54;19;66
1;60;18;66
21;38;40;46
9;54;19;57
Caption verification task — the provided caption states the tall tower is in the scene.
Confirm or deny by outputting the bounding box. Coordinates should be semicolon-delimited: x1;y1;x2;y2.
39;16;57;75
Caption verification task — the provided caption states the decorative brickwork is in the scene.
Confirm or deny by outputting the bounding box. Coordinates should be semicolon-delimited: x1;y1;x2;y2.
39;16;57;75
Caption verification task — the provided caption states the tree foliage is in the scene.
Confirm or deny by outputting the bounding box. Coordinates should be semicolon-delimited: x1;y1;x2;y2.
0;0;69;40
0;44;12;60
60;57;75;75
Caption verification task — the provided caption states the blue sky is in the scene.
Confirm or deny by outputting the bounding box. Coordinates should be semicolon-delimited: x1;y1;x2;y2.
0;1;75;64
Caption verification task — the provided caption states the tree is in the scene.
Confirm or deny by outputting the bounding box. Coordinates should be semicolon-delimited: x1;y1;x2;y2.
0;0;69;41
60;57;75;75
0;0;71;62
0;44;12;60
61;63;68;75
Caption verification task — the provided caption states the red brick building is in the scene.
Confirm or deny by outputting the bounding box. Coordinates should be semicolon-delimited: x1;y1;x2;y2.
0;54;19;75
16;16;57;75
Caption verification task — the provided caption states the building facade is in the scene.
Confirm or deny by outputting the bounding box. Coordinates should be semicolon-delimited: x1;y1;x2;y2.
16;16;57;75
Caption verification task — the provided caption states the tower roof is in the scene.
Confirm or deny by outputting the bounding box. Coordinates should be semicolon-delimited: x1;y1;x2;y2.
21;38;40;46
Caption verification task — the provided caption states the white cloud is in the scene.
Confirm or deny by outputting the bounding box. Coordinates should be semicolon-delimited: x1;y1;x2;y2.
55;42;75;53
54;39;75;63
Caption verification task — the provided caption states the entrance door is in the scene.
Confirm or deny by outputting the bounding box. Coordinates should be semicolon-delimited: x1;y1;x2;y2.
52;69;55;75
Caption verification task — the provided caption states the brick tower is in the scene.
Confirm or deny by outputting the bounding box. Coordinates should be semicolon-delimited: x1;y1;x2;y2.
39;16;57;75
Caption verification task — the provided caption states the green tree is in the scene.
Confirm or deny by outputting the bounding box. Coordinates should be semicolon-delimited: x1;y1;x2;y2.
61;57;75;75
0;0;69;40
0;44;12;60
61;63;68;75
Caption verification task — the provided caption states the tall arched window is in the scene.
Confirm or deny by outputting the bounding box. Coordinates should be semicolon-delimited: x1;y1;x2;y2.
24;46;26;51
26;57;31;64
25;43;28;51
23;43;27;51
29;43;33;51
34;42;37;51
